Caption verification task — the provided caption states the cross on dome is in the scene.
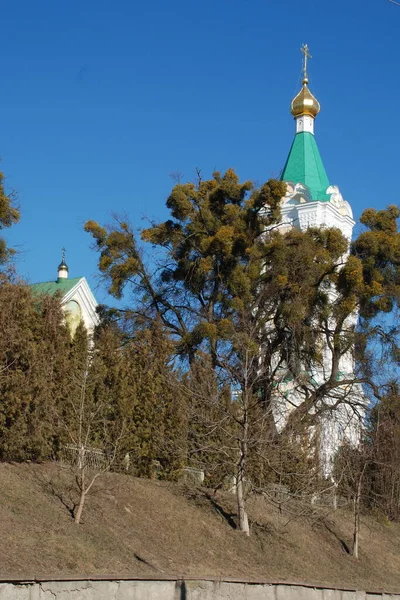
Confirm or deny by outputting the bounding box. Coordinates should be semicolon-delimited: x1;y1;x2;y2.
300;43;312;83
290;43;320;121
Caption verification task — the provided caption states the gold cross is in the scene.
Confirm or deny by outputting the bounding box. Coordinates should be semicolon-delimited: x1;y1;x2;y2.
300;43;312;81
62;247;66;261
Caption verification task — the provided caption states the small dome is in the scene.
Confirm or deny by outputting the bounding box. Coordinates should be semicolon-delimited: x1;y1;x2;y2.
58;258;68;271
291;78;320;119
57;248;69;279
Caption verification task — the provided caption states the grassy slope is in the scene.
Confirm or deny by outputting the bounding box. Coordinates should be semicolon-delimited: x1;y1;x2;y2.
0;462;400;592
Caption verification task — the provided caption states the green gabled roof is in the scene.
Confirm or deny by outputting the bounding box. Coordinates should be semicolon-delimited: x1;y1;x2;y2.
281;131;330;201
31;277;82;297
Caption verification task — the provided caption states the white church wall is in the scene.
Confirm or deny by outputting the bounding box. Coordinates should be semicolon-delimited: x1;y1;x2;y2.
62;278;99;336
268;185;366;476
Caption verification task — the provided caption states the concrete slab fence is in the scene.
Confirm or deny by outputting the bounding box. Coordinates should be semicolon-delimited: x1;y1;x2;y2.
0;577;399;599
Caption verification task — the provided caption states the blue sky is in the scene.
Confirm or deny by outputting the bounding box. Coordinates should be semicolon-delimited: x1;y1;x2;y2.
3;0;399;303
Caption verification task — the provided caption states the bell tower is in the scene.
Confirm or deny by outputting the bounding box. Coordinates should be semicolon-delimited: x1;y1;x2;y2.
273;45;363;475
280;44;355;240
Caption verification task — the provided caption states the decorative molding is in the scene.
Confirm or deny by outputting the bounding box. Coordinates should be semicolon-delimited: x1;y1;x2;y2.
326;185;353;218
62;278;99;333
283;181;313;205
280;197;355;242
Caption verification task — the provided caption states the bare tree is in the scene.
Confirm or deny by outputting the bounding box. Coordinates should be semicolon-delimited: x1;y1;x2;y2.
183;319;340;537
57;324;125;524
63;371;124;524
334;439;373;560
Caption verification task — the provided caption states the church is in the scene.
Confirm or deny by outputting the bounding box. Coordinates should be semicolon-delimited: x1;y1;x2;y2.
275;44;364;475
31;251;99;336
29;45;362;476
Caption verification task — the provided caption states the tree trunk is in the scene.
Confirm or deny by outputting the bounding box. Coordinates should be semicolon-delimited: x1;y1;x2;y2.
236;423;250;536
353;463;367;559
74;466;86;524
74;488;86;524
236;383;250;536
236;474;250;535
353;496;359;559
332;477;338;510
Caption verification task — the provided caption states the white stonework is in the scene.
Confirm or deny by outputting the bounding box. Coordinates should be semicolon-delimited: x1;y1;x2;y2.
281;182;354;239
270;182;365;476
296;114;314;134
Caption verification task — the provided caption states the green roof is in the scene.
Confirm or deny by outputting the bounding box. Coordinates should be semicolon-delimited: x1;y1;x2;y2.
281;132;330;201
31;277;82;297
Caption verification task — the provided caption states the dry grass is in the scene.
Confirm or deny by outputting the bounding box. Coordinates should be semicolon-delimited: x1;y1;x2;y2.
0;462;400;592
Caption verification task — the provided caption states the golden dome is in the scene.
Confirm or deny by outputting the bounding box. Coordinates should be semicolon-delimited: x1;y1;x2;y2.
291;77;320;118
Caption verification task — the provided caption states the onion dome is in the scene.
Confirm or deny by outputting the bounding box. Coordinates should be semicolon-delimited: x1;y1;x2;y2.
291;77;320;119
57;248;69;279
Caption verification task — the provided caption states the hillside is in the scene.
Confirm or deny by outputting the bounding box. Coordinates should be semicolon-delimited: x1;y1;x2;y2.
1;462;400;592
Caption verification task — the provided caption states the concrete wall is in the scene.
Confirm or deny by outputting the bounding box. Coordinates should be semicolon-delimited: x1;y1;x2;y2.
0;578;399;599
